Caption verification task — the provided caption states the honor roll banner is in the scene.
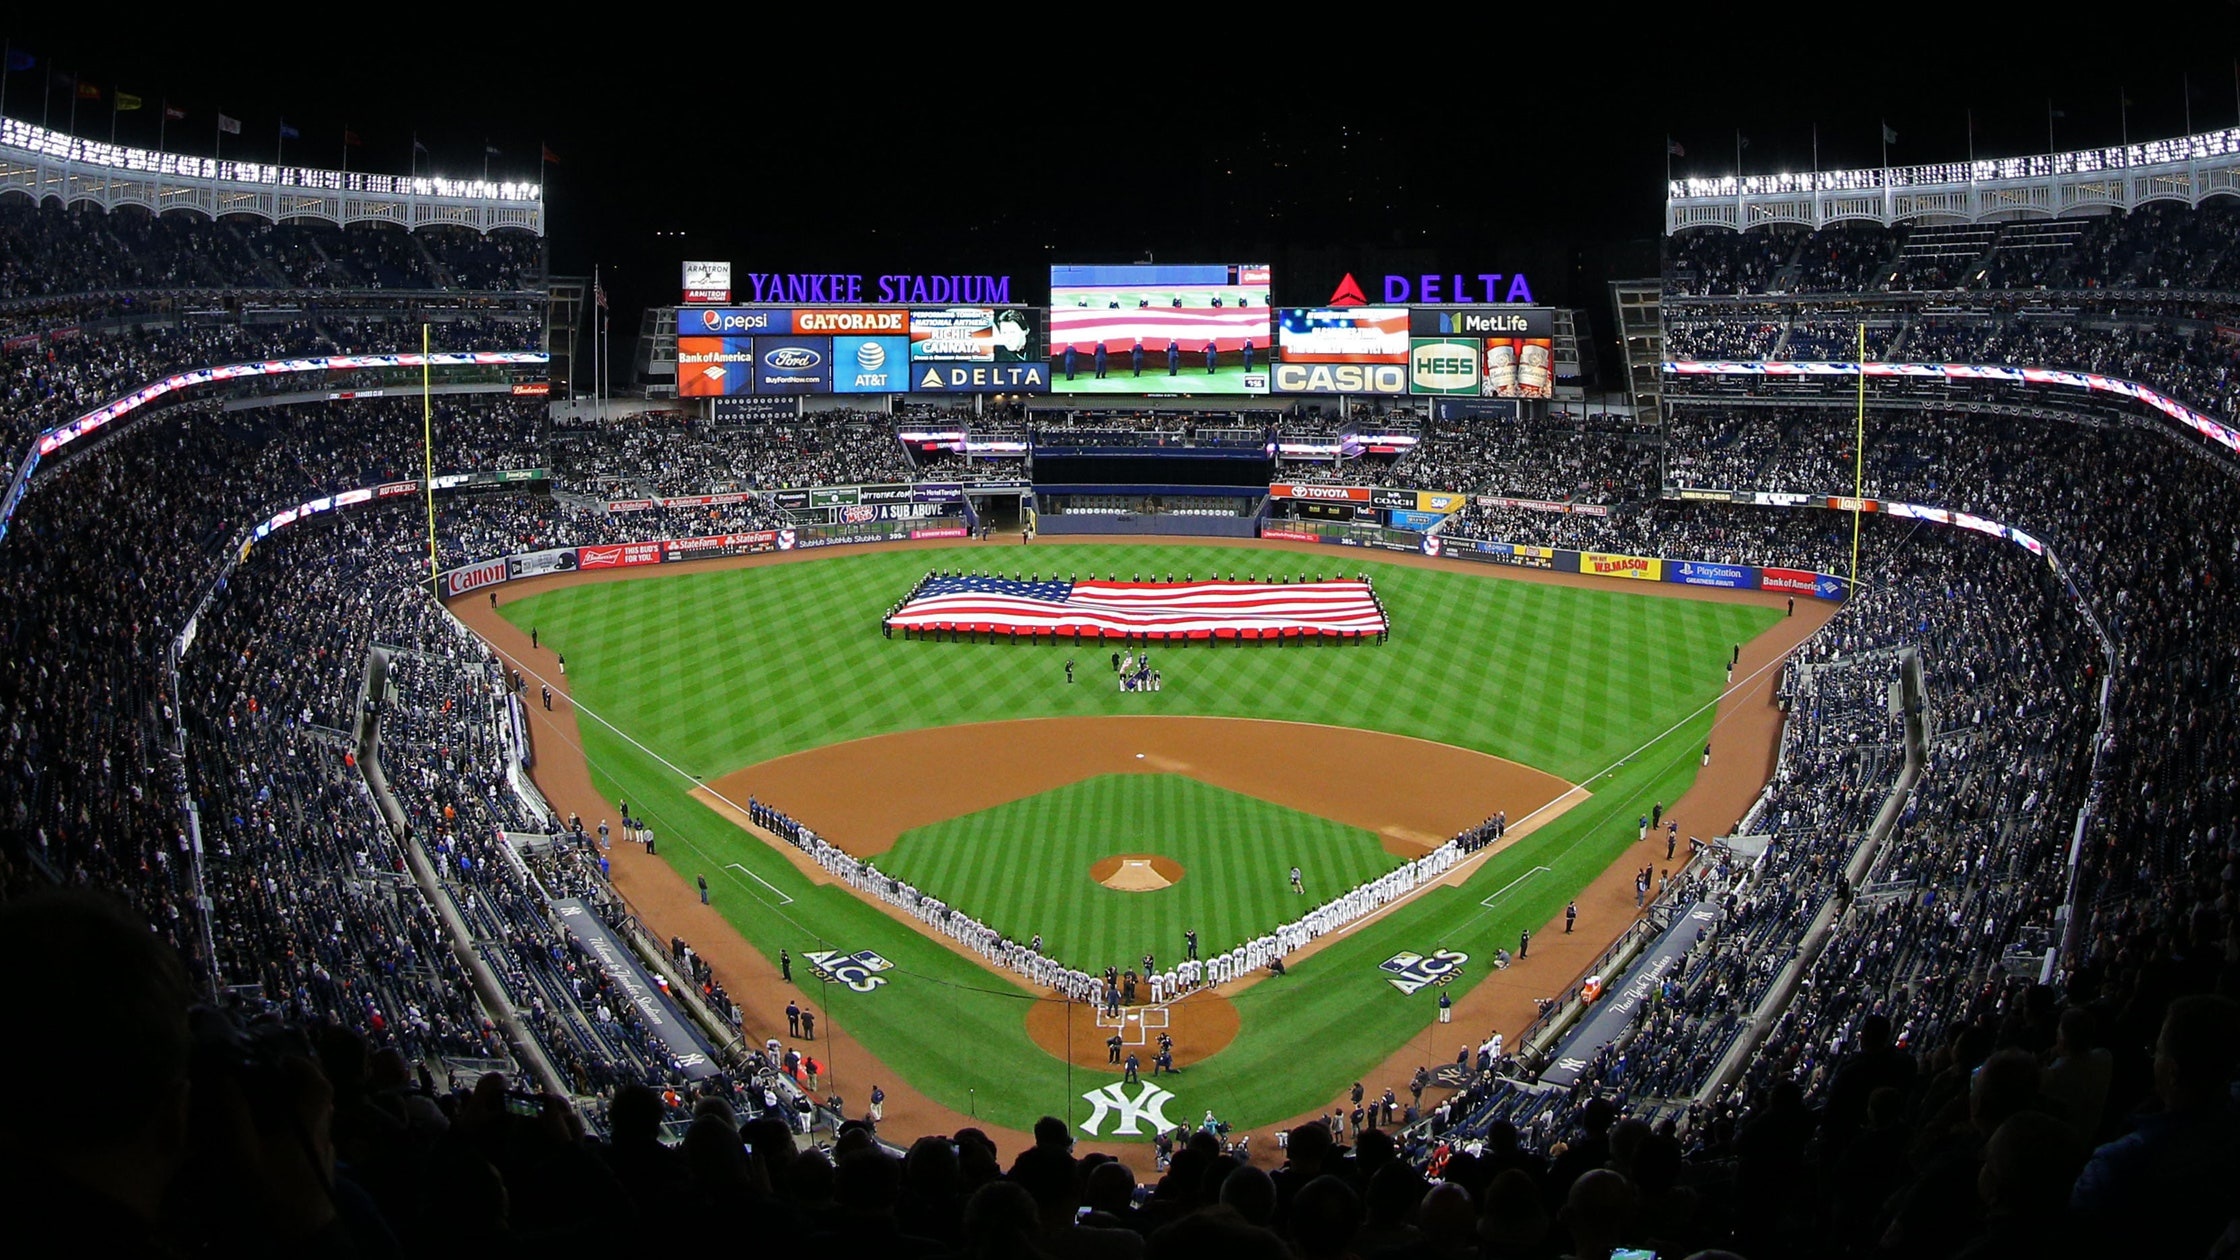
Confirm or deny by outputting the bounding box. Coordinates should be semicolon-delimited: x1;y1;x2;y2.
884;576;1387;641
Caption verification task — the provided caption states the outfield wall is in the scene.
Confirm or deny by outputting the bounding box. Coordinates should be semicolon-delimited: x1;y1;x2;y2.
1260;519;1851;601
1037;514;1257;538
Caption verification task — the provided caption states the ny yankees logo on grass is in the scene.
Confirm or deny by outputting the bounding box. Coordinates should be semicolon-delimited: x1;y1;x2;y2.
1079;1082;1178;1136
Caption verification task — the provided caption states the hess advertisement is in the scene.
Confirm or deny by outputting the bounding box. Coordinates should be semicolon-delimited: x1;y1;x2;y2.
1049;263;1272;395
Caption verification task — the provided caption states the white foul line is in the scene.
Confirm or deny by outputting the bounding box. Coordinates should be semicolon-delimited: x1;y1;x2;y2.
725;861;796;906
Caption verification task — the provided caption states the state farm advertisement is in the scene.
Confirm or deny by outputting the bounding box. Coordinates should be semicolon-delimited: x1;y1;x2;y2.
661;532;781;560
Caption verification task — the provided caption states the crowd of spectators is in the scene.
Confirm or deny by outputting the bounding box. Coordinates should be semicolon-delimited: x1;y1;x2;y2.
0;197;544;300
546;412;917;497
7;190;2240;1258
1664;200;2240;297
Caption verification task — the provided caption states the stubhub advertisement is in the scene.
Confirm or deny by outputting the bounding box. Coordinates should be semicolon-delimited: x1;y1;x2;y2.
832;336;910;394
752;337;833;395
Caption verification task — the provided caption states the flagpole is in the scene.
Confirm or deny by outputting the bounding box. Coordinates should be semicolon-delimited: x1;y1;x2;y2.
1879;120;1888;171
1850;323;1865;595
1965;108;1974;164
2;43;13;123
2047;100;2056;155
158;98;167;155
2120;87;2129;150
2183;72;2192;137
66;69;78;138
423;323;439;599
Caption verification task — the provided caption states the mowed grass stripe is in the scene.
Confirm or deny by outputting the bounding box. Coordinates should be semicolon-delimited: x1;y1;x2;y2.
508;543;1787;1133
878;775;1399;974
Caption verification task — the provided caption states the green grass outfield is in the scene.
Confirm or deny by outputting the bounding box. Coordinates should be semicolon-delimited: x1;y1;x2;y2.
880;774;1402;973
501;541;1779;1135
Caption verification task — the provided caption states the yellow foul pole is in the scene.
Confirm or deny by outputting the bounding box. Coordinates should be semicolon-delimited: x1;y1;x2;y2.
423;323;439;597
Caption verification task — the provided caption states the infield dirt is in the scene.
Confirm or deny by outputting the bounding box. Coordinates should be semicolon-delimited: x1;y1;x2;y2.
453;535;1836;1173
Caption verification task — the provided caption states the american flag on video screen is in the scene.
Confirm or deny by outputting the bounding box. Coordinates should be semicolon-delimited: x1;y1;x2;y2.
886;575;1387;639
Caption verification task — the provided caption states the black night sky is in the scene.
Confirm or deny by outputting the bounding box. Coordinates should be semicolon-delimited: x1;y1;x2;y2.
7;17;2239;328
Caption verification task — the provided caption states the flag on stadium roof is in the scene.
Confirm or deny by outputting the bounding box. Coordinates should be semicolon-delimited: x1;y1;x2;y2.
115;92;142;112
884;576;1387;642
217;113;241;135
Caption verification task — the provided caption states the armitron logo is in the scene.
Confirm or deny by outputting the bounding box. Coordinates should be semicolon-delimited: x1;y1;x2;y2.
765;347;822;370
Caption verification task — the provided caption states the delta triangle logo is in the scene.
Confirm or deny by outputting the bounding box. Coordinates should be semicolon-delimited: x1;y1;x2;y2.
919;366;944;390
1327;273;1369;307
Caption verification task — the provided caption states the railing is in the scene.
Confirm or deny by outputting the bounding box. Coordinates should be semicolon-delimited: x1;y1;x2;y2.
1667;124;2240;232
1;115;544;234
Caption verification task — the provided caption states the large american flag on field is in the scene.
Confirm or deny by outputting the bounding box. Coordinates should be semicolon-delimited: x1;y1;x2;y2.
885;575;1387;640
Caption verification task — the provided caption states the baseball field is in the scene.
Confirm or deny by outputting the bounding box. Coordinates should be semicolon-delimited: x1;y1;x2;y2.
490;540;1786;1139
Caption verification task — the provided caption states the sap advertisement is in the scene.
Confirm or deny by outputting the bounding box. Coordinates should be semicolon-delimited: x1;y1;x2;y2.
1049;263;1272;395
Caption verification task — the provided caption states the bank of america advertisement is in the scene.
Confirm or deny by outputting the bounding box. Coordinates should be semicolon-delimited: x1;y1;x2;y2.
677;336;755;396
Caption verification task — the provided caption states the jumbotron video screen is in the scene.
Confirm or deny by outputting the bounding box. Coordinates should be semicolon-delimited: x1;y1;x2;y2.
1048;263;1271;394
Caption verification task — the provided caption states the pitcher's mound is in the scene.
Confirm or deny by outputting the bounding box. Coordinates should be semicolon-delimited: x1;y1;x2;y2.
1092;854;1184;891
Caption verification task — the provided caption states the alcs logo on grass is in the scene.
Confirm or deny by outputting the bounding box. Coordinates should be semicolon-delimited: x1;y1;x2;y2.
1379;949;1468;994
804;949;894;992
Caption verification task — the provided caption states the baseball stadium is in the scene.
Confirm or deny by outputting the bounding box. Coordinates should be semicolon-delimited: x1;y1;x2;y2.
2;32;2238;1260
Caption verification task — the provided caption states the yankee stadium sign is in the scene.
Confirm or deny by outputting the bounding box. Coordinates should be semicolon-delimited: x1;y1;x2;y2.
739;272;1016;304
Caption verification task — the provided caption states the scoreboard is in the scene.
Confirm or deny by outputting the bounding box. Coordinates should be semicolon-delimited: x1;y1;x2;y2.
676;306;1045;397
